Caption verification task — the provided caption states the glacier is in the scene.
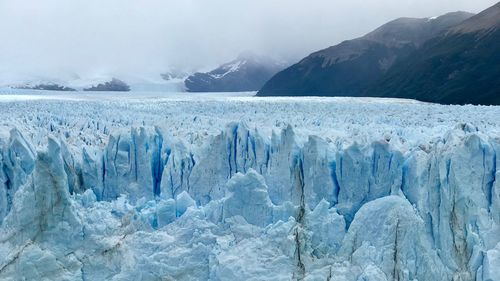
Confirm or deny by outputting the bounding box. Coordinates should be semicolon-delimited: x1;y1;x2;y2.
0;92;499;280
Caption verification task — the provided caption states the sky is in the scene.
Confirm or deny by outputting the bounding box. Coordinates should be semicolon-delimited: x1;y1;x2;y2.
0;0;497;83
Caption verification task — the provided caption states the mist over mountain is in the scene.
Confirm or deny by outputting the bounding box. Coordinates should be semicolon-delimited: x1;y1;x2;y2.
0;0;496;86
185;53;287;92
258;2;500;105
83;78;130;92
257;12;474;97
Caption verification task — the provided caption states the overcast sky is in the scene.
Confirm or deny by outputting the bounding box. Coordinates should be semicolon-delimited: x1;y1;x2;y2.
0;0;497;82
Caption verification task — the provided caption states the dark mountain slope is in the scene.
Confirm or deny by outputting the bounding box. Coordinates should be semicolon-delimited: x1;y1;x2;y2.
14;83;76;91
257;12;473;97
369;3;500;105
83;78;130;92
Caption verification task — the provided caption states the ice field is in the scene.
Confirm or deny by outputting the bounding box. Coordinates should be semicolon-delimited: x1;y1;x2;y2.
0;90;499;280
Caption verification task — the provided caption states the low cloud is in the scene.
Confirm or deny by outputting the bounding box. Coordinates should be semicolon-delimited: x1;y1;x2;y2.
0;0;496;82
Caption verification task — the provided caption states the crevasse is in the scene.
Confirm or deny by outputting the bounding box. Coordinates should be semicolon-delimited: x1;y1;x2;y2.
0;122;498;281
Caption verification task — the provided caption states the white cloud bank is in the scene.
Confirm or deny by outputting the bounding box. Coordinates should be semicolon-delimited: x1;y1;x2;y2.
0;0;497;82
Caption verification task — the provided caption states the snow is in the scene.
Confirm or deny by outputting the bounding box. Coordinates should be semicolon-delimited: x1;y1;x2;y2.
209;60;246;79
0;90;499;280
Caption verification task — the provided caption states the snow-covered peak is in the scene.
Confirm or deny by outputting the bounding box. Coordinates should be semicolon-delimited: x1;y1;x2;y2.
210;59;247;79
185;53;287;92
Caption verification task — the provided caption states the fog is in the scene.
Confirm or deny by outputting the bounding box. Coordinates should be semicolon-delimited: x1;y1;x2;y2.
0;0;497;82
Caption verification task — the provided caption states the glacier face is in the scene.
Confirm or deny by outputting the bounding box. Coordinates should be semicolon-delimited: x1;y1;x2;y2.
0;92;499;281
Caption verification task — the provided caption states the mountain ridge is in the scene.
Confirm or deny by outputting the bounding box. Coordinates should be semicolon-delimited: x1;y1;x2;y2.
185;54;287;92
449;2;500;34
368;2;500;105
257;11;474;97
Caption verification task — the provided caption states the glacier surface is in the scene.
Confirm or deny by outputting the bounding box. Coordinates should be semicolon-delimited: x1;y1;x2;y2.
0;91;499;280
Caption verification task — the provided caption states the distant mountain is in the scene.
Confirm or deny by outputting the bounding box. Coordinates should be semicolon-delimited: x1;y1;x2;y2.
185;54;286;92
83;78;131;92
369;2;500;105
257;12;474;97
13;83;76;91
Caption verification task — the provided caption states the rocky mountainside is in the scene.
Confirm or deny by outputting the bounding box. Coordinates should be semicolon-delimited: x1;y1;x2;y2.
13;83;76;91
450;2;500;33
185;53;286;92
257;12;473;97
369;2;500;105
83;78;131;92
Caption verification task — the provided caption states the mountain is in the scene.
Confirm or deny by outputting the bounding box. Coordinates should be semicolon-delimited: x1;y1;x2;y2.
185;54;286;92
83;78;131;92
450;2;500;33
369;2;500;105
2;71;194;92
13;83;76;91
257;12;474;97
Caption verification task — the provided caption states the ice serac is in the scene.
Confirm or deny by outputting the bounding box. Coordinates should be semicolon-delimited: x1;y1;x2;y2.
401;127;500;280
482;243;500;281
0;122;499;280
0;137;83;280
305;199;345;257
339;196;449;280
223;169;273;227
100;127;163;202
335;140;404;224
0;128;35;223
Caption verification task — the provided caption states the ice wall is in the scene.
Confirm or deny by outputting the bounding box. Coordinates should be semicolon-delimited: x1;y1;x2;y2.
0;122;498;280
